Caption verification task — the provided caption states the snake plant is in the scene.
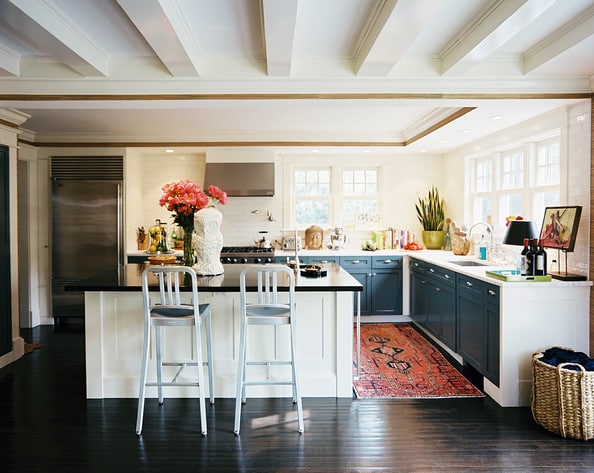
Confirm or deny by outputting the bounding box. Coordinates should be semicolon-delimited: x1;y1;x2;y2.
415;186;445;231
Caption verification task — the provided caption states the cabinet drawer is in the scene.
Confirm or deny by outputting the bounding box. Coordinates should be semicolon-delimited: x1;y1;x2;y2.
426;264;455;286
308;256;340;264
372;256;402;269
410;258;426;274
340;256;371;270
457;274;483;298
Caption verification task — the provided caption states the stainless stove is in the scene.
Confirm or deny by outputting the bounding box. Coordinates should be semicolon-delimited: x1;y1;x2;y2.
220;246;275;264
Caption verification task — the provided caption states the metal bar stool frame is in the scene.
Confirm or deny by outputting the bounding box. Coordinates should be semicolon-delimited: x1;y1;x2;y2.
136;265;214;436
234;264;304;434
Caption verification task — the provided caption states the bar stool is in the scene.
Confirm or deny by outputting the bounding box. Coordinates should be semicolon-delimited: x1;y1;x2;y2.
136;265;214;436
234;264;304;435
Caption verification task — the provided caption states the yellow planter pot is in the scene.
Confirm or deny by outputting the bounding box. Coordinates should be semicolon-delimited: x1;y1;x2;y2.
422;230;445;250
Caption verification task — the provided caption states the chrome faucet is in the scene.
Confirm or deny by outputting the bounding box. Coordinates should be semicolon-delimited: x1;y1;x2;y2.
468;222;494;257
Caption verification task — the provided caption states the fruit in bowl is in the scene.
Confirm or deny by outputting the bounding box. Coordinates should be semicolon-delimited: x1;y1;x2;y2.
404;241;424;251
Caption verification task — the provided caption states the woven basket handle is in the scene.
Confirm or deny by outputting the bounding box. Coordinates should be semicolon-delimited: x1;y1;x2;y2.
556;362;587;439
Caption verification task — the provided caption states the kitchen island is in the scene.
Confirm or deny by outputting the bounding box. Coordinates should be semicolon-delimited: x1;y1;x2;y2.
67;263;362;399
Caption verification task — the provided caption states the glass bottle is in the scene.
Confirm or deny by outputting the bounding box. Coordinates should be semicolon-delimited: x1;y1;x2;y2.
520;238;530;276
535;239;547;276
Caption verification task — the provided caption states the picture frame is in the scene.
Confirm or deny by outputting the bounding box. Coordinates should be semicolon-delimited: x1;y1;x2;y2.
538;205;582;252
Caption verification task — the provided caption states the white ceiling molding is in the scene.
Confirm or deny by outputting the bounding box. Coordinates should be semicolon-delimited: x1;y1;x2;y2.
7;0;109;76
354;0;442;77
0;42;19;76
116;0;200;77
439;0;530;76
261;0;298;76
523;4;594;74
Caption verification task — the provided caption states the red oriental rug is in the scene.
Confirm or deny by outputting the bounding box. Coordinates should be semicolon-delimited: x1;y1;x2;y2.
353;323;484;399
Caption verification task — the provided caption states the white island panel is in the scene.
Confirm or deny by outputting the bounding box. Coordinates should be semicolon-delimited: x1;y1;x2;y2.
85;289;354;399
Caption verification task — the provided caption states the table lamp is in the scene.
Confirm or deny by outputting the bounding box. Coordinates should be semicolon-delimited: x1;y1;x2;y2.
502;220;537;246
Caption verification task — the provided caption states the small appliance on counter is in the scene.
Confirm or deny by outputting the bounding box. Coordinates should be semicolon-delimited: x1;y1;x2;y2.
329;226;347;250
282;236;302;251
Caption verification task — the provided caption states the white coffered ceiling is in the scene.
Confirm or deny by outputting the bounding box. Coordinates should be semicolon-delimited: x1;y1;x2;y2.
0;0;592;153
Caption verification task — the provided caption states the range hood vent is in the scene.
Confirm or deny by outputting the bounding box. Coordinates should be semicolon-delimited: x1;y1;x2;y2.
204;162;275;197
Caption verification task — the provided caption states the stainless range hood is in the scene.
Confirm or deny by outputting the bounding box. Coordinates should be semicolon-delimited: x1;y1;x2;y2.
204;162;275;196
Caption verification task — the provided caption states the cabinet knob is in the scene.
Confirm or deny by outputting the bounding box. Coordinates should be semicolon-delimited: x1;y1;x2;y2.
429;268;435;273
435;287;441;292
352;260;360;264
444;274;450;279
383;259;392;264
466;281;473;287
488;289;497;296
413;262;419;267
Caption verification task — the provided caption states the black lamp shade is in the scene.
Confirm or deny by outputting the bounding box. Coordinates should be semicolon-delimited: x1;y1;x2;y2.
502;220;538;246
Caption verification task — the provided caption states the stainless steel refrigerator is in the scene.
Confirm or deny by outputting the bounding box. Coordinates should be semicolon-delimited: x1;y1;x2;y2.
51;179;124;323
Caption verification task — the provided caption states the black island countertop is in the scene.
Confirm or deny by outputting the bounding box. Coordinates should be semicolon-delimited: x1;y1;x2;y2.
65;263;363;293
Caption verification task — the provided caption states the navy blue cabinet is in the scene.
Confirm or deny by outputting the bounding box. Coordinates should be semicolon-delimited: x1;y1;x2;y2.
456;274;500;386
340;255;403;316
340;256;371;315
409;258;427;325
425;263;456;350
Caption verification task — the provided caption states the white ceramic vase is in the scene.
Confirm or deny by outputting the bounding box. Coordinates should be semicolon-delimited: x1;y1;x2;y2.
192;207;224;275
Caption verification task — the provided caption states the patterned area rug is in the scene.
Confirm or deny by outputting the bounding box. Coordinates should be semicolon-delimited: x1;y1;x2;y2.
353;323;484;399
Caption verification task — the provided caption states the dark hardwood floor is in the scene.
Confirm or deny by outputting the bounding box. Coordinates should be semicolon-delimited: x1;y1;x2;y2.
1;324;593;473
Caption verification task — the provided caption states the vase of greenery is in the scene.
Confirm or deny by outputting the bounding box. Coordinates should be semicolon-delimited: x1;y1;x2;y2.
415;186;445;249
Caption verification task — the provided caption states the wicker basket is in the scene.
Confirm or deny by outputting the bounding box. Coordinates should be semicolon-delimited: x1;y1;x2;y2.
531;350;594;440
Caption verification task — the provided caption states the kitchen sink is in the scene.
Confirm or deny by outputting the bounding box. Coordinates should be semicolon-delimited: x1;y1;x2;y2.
448;260;489;267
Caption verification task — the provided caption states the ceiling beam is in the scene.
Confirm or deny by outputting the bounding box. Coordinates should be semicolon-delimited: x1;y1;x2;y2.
523;4;594;74
261;0;298;76
7;0;109;76
440;0;539;76
0;42;19;76
354;0;442;76
116;0;200;77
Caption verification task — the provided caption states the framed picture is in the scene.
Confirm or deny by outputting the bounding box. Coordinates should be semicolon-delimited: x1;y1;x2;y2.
539;206;582;252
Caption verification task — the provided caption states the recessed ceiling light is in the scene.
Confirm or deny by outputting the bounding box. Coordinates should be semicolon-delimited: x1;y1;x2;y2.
490;115;503;120
165;149;174;153
362;149;370;153
420;149;428;153
461;129;471;134
312;149;320;153
439;140;448;144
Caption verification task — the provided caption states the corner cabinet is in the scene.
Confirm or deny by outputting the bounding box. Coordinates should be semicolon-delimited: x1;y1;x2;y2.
409;257;500;386
340;255;403;316
456;274;500;386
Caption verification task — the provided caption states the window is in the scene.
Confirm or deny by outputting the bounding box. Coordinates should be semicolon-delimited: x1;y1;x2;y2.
293;166;379;228
467;134;560;232
294;168;331;226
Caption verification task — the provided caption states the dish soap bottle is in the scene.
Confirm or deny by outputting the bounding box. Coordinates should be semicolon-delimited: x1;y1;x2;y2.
476;234;487;260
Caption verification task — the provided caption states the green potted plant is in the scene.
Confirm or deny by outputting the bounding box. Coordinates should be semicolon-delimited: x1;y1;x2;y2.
415;186;445;249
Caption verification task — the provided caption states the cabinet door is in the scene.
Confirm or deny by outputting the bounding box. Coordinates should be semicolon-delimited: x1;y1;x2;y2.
371;270;402;315
410;267;427;325
484;284;500;386
456;276;484;371
439;283;456;350
425;278;441;337
340;257;371;316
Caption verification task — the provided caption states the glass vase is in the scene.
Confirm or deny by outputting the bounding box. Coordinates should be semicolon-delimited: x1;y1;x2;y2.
182;225;195;266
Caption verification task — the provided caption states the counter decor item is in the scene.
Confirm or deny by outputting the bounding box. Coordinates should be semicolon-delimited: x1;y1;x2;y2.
449;220;470;255
415;186;445;249
159;179;227;268
193;206;225;275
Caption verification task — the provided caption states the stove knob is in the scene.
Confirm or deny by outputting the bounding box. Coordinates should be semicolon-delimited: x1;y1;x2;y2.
240;257;248;264
265;257;273;264
254;257;262;264
232;257;238;264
